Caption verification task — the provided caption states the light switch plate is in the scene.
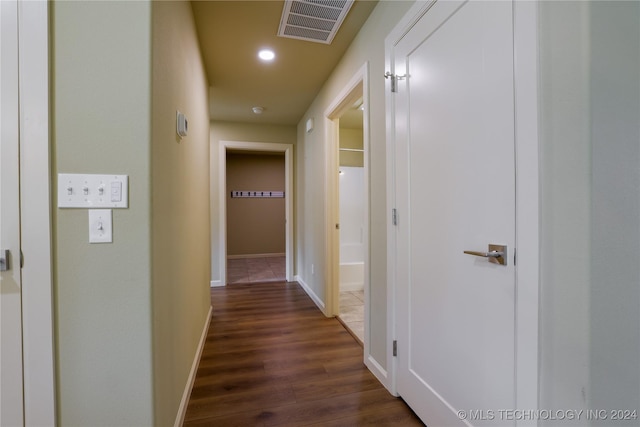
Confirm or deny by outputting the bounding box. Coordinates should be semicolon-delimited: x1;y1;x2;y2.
88;209;112;243
58;174;128;208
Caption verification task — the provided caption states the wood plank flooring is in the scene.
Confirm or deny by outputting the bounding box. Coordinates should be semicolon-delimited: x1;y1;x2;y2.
184;281;423;426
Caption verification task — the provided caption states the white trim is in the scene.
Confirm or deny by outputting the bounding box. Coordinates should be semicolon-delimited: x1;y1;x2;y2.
227;253;285;260
210;280;224;288
366;354;389;389
386;0;437;47
383;1;442;397
513;1;540;424
324;63;377;385
1;1;25;423
218;141;294;286
323;61;370;316
173;306;212;427
18;1;57;424
294;275;325;312
323;113;340;317
384;11;400;398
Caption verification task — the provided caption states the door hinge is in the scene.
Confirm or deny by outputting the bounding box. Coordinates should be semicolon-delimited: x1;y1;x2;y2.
336;223;340;230
392;208;398;226
384;72;406;93
513;248;516;266
20;250;24;268
393;340;398;357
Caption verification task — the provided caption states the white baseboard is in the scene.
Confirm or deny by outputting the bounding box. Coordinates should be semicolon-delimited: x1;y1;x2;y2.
366;354;394;395
295;275;326;314
227;252;285;259
210;280;224;288
174;305;212;427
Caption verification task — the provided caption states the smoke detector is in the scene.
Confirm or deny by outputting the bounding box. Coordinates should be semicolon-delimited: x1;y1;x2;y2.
278;0;354;45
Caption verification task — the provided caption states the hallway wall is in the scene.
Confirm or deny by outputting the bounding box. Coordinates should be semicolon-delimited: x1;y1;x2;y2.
151;2;211;425
295;1;414;378
339;128;364;167
53;2;154;424
52;1;210;425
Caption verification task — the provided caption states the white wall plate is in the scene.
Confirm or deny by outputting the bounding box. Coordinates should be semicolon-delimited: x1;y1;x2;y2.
58;174;128;208
88;209;112;243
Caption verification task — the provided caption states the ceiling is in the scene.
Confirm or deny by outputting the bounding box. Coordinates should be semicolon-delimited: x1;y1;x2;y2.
191;0;377;127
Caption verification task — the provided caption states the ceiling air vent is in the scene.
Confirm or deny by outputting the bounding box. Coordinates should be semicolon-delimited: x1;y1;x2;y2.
278;0;354;45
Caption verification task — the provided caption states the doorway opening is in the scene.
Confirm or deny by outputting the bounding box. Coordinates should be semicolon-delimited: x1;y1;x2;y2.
325;64;370;348
225;151;286;284
336;97;365;343
218;141;294;286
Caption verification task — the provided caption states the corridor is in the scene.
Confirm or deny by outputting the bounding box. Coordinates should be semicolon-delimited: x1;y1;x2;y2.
183;281;422;426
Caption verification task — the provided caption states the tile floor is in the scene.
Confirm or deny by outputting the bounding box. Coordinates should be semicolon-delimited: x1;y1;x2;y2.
339;290;365;344
227;256;286;284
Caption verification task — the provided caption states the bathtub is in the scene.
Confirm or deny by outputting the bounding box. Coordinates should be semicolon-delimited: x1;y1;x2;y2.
340;243;364;291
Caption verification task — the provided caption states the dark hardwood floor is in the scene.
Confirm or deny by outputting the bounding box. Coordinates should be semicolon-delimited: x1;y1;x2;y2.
184;281;424;426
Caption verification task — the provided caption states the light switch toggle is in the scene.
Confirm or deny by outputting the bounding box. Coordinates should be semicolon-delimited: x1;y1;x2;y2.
89;209;112;243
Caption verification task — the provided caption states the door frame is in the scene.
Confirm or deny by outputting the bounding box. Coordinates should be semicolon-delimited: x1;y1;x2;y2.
324;63;380;375
6;0;56;424
217;140;294;286
384;0;540;417
324;62;369;318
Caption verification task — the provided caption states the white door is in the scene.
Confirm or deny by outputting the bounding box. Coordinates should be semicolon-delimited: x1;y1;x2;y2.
392;1;516;425
0;0;25;425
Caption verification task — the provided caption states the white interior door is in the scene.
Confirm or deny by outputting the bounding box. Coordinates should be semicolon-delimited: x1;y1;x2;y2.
1;0;25;425
392;1;516;425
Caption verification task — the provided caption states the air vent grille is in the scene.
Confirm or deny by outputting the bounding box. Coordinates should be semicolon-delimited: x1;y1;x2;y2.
278;0;354;44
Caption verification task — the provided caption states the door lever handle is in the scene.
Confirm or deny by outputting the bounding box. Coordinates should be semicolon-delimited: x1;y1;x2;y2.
463;250;503;258
463;244;507;266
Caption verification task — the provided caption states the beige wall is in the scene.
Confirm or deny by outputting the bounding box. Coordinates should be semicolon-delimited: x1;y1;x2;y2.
339;128;364;167
52;1;210;425
295;1;414;376
209;121;297;282
53;1;154;424
226;153;286;256
151;2;211;425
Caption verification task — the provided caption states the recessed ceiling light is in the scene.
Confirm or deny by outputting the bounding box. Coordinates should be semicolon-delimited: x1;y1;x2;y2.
258;49;275;61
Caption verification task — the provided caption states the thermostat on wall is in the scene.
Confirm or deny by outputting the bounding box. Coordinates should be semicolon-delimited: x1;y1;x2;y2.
176;111;188;138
